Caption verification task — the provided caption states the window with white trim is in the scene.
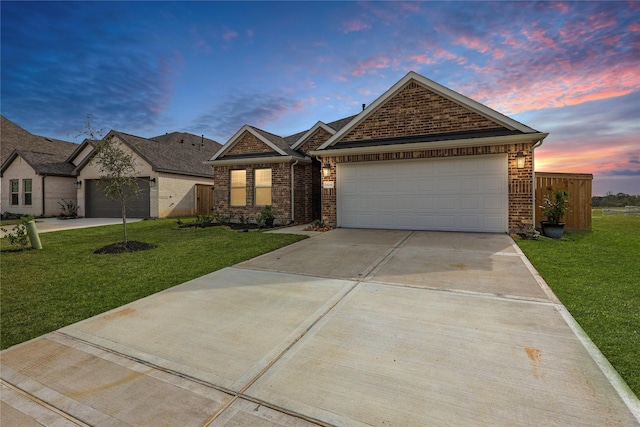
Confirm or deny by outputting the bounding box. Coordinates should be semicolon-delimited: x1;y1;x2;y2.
230;170;246;206
10;180;19;205
254;168;272;206
23;179;32;206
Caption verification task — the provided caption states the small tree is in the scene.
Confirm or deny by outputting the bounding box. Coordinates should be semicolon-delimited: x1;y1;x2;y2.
92;136;140;244
76;116;140;245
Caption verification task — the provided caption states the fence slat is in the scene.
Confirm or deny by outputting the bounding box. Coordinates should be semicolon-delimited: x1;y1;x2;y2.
535;172;593;231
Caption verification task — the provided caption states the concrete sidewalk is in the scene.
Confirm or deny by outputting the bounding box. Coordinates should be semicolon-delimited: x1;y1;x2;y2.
2;229;638;426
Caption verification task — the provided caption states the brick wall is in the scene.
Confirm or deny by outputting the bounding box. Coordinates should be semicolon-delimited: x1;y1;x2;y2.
214;162;293;223
340;82;501;141
297;127;333;155
227;131;276;156
321;143;535;232
293;163;314;223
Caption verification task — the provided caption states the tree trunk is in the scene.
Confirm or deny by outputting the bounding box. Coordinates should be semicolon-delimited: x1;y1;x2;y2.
121;198;128;245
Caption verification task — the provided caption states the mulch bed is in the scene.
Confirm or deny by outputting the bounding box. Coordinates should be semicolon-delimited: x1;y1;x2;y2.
178;222;265;231
94;241;157;254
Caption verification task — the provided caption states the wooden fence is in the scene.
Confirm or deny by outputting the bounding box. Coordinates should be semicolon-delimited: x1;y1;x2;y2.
195;184;215;215
535;172;593;231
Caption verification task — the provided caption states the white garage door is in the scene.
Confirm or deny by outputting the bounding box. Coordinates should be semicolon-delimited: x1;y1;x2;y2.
337;155;508;232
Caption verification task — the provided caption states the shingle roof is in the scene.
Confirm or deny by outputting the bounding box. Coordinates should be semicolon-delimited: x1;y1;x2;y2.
16;150;76;175
248;126;305;158
150;132;221;151
0;116;78;164
112;130;219;177
325;115;357;132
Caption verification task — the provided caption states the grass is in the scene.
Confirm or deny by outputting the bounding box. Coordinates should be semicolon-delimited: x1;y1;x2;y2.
516;214;639;396
1;219;306;350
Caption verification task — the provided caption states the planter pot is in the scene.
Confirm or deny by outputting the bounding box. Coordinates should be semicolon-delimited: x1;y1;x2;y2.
541;221;565;239
265;218;274;228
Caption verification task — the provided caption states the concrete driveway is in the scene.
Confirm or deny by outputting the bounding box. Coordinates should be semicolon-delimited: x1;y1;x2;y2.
2;229;638;426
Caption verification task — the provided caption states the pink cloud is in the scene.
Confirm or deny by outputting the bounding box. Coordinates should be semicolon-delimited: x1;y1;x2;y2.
535;138;639;176
409;48;467;66
399;2;420;13
628;22;640;32
341;19;371;33
522;28;559;51
351;55;391;76
223;29;238;41
548;2;572;14
451;35;490;53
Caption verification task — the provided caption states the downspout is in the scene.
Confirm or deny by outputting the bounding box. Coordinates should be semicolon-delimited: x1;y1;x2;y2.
41;175;47;216
314;156;323;224
290;160;299;223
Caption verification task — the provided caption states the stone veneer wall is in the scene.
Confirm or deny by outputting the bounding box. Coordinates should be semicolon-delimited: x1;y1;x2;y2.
321;143;534;232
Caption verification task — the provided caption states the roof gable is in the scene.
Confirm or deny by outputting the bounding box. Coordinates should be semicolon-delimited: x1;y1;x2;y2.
318;71;538;150
208;125;289;161
290;121;336;150
1;149;75;176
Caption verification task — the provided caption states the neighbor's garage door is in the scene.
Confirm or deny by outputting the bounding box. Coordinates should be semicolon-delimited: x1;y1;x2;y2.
337;155;508;232
85;178;150;218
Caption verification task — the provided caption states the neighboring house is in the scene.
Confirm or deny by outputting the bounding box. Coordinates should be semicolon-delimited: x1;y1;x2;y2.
1;115;222;218
71;130;221;218
207;71;548;233
1;116;78;216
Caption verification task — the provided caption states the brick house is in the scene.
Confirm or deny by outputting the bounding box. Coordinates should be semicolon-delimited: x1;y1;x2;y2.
207;71;548;233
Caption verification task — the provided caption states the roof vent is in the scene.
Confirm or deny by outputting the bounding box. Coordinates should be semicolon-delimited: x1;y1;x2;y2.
362;103;366;111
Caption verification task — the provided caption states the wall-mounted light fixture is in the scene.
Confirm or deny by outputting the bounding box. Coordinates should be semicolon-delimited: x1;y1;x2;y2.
74;181;82;189
516;151;526;169
149;177;157;187
322;163;331;178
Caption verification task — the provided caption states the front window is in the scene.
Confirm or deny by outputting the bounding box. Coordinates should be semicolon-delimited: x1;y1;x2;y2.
10;180;19;205
23;179;32;205
255;168;272;206
230;170;246;206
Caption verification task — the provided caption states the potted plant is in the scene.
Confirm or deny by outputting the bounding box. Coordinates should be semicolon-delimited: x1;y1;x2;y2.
258;205;275;228
540;190;569;238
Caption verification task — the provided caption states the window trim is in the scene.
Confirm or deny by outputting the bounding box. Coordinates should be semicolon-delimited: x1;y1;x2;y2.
23;179;32;206
10;179;19;205
254;168;272;206
230;169;247;207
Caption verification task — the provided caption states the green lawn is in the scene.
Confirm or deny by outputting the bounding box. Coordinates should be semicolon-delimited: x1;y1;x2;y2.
0;219;305;350
516;214;639;396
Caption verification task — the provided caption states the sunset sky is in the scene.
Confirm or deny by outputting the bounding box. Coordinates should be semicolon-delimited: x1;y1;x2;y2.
1;1;638;195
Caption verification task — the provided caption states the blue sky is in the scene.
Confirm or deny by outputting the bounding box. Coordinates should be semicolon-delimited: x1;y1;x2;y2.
1;1;638;195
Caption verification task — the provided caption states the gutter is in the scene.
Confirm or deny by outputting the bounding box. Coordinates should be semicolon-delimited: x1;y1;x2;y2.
205;156;311;167
290;160;299;223
311;132;549;157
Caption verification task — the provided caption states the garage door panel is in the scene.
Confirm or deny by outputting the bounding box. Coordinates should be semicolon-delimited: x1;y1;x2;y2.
437;178;456;192
85;178;150;218
337;155;508;232
460;197;481;210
